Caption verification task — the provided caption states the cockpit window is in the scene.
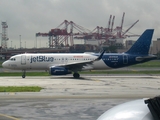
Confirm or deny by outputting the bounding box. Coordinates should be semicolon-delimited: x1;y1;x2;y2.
10;58;16;61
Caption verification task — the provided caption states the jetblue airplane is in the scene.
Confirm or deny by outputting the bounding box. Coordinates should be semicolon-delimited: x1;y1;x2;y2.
2;29;156;78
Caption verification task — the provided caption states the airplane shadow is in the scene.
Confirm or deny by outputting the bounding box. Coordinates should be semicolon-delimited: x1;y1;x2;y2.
49;76;93;81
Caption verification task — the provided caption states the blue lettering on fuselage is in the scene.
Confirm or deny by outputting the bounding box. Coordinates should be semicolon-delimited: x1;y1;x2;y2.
30;56;54;63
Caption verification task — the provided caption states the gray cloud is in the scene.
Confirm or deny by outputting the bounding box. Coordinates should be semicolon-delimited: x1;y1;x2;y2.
0;0;160;48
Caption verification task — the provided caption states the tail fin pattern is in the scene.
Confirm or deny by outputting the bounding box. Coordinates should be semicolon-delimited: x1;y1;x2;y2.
126;29;154;55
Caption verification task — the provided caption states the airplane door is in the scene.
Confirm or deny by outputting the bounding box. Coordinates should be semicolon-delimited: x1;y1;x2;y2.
21;55;26;65
123;55;128;64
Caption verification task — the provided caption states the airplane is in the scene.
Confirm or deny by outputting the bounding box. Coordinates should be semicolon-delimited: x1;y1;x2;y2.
2;29;157;78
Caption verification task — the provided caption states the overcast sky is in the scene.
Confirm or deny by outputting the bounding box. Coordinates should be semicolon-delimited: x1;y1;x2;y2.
1;0;160;48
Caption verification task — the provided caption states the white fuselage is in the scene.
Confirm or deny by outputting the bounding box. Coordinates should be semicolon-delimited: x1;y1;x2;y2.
3;53;110;71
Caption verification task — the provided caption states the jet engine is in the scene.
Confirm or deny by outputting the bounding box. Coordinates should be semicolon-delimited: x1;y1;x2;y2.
49;66;71;75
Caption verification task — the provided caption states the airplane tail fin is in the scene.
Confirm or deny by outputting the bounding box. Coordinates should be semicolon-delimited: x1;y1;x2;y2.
126;29;154;55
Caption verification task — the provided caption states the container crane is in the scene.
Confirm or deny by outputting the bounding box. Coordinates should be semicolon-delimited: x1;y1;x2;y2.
121;20;139;37
36;12;139;48
36;20;91;48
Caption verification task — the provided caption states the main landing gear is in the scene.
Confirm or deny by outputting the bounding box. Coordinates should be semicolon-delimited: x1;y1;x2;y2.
73;72;80;78
22;70;26;78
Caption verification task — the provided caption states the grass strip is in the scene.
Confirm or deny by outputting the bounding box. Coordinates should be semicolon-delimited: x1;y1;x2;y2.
0;86;43;92
130;60;160;67
0;70;160;76
0;72;50;76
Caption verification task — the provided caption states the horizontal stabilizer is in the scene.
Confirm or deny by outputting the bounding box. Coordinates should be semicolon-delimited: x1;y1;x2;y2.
136;55;157;61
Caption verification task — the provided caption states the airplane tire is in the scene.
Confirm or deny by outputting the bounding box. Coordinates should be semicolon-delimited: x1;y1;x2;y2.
73;73;80;78
22;75;25;78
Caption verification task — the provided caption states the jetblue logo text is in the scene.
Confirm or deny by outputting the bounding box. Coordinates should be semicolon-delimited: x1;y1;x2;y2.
30;56;54;63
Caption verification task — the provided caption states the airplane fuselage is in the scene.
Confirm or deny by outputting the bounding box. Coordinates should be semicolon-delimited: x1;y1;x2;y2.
3;52;155;71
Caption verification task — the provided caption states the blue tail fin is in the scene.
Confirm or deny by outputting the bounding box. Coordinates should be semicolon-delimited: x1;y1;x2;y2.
126;29;154;55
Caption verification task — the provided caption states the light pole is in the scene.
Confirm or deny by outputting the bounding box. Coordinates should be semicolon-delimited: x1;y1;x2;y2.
0;33;1;52
11;41;12;48
35;36;37;48
19;35;21;49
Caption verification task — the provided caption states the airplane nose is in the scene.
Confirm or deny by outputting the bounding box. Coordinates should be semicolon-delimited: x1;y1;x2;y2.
2;62;7;68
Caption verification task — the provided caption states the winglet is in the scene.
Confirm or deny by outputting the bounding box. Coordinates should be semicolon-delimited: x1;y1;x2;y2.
96;50;105;61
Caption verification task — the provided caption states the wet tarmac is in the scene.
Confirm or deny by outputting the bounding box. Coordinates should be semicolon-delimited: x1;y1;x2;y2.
0;75;159;120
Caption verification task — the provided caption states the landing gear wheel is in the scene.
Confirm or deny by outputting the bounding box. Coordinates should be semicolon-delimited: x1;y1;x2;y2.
22;75;26;78
22;70;26;78
73;73;80;78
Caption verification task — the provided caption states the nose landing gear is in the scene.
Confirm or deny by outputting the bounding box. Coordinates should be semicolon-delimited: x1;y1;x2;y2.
22;70;26;78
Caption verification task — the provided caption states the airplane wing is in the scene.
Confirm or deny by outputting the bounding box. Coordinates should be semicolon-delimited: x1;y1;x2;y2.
49;50;105;71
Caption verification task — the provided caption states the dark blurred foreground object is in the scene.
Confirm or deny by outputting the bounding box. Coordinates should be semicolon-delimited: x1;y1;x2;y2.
145;96;160;120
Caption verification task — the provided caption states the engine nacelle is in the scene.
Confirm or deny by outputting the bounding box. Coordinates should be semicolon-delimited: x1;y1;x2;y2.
49;66;72;75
